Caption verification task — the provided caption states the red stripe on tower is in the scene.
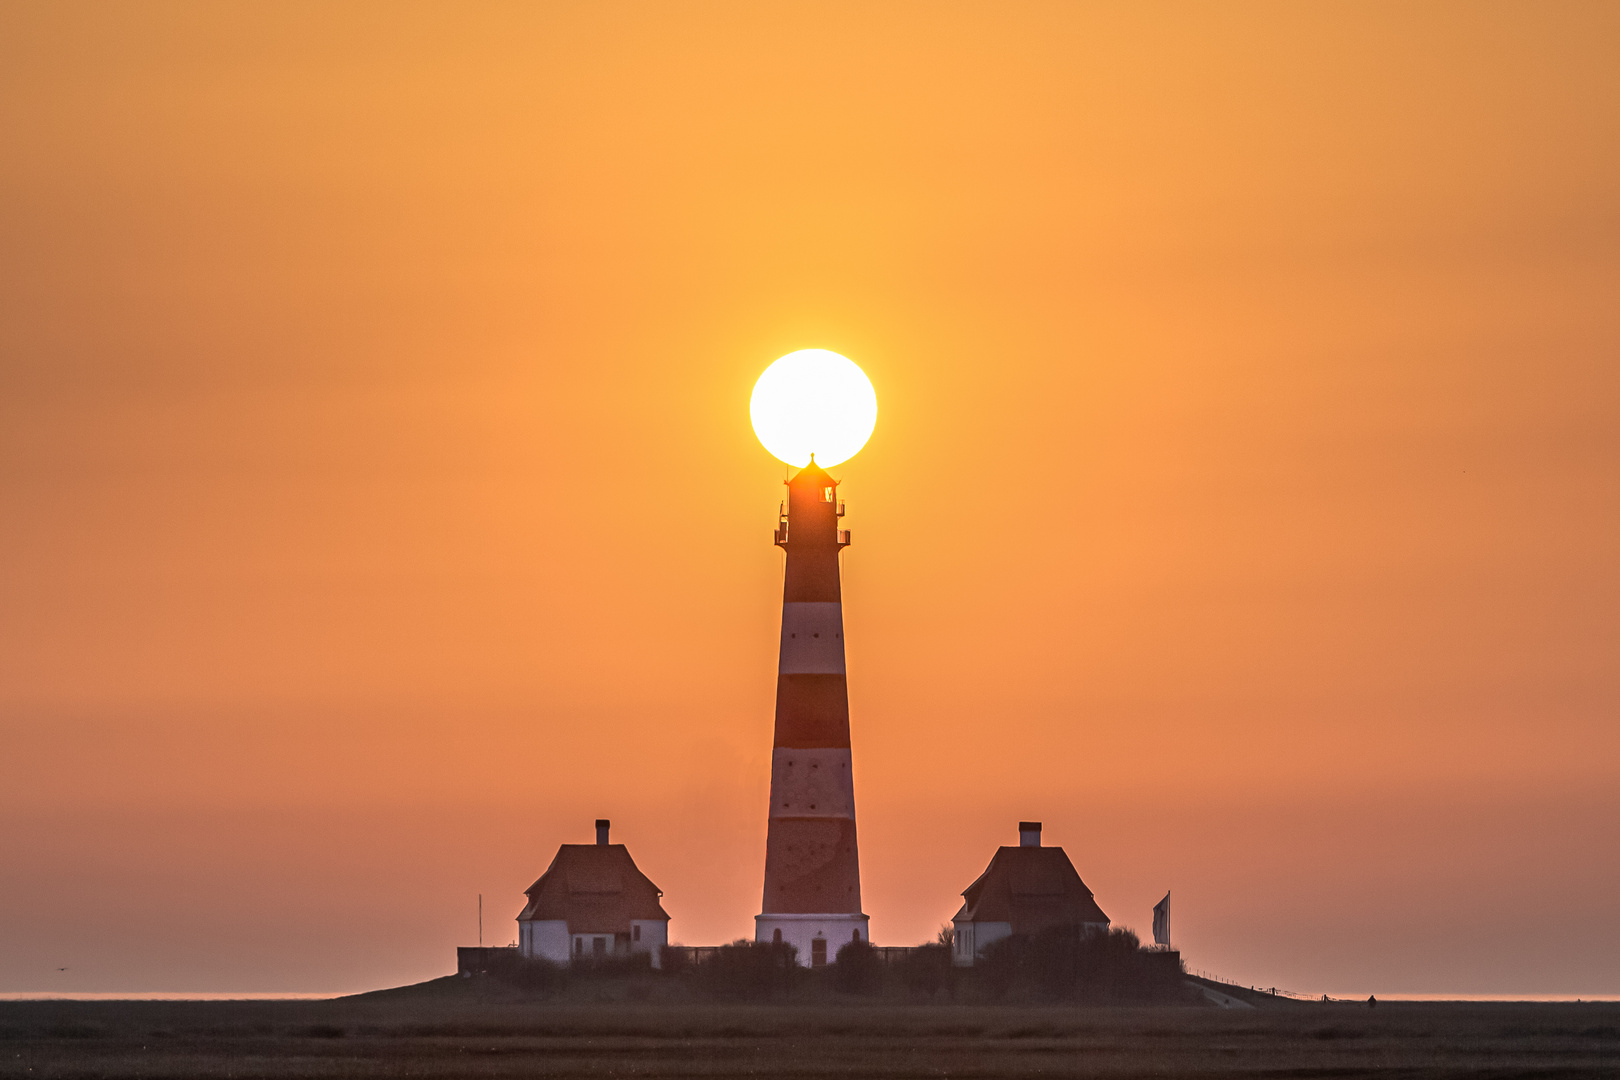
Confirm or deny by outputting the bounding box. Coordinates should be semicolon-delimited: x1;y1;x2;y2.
755;459;869;965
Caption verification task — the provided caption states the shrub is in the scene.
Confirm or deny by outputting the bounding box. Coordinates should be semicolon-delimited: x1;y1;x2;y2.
895;942;955;1000
569;950;656;979
832;940;883;996
500;955;570;994
977;926;1183;1003
659;944;691;977
694;940;800;1001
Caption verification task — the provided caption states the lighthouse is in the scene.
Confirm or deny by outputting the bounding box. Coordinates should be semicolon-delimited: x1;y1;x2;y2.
754;458;869;965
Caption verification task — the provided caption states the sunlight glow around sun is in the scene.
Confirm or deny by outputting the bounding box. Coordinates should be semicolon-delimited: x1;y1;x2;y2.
749;350;878;468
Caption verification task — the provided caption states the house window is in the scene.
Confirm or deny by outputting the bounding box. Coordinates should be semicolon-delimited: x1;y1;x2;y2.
633;924;641;942
772;928;782;944
822;486;834;502
852;929;861;942
810;938;827;967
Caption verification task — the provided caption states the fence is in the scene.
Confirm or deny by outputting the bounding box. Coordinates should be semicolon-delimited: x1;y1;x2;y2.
1187;968;1332;1002
664;944;925;967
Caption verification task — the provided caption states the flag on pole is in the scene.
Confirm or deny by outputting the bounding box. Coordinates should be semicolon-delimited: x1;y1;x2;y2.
1152;891;1171;946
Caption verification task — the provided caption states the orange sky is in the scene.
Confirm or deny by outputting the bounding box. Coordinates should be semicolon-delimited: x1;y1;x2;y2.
2;1;1617;995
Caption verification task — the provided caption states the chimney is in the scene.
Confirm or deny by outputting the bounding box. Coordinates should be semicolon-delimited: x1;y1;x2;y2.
1019;821;1042;847
595;819;611;846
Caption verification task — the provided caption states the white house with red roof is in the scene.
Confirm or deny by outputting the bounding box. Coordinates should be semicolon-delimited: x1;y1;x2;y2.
516;819;670;967
951;821;1111;966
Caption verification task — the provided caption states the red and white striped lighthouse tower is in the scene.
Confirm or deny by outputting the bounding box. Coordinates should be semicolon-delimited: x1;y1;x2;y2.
755;457;869;964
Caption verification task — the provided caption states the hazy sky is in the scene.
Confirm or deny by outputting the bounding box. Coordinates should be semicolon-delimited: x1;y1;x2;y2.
2;1;1617;995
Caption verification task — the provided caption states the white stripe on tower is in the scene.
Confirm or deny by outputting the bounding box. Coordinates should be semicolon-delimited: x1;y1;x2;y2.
769;748;855;817
779;602;846;674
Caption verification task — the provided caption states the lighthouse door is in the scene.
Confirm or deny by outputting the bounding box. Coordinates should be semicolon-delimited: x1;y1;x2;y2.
811;938;827;967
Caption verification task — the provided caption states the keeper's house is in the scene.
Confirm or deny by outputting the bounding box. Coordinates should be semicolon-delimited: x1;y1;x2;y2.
951;821;1110;966
517;819;670;966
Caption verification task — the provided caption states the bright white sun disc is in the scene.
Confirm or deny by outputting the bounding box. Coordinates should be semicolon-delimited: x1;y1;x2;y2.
750;349;877;468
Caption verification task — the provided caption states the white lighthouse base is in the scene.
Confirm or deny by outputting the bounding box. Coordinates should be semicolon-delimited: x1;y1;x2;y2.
755;913;870;967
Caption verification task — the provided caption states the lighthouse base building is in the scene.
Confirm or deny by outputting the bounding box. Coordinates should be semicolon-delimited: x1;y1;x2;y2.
756;913;870;970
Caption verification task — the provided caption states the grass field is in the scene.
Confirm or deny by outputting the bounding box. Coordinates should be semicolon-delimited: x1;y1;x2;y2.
2;980;1616;1078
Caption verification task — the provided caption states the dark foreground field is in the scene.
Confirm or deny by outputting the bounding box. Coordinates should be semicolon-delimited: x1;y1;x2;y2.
2;986;1616;1079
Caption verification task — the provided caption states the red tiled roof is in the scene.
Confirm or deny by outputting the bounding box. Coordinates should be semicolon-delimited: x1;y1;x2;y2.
518;844;669;933
952;846;1110;932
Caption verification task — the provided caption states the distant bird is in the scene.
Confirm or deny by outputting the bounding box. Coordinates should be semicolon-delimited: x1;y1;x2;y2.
57;967;68;972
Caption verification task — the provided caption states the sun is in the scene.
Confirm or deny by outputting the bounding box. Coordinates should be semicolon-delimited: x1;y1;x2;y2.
750;349;878;468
